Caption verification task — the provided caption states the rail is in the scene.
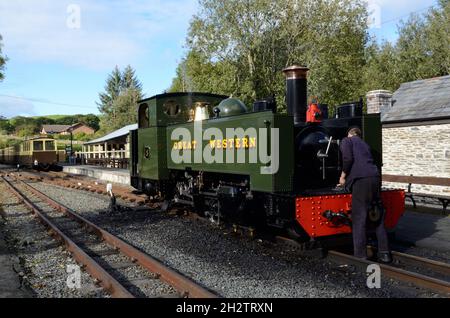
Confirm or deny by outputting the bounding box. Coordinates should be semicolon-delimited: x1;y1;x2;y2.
0;174;216;298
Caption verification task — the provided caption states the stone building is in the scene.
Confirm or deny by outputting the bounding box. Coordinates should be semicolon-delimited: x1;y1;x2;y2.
367;75;450;196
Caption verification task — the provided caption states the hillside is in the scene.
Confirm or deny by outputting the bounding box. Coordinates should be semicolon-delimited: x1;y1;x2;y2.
0;114;100;137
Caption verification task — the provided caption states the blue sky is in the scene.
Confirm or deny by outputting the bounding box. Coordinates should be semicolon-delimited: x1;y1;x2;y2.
0;0;438;118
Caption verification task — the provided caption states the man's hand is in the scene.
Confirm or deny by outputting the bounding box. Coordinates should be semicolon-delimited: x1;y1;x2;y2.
338;175;346;187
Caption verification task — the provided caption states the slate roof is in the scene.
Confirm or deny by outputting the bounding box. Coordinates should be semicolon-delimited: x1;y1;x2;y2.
381;75;450;123
84;124;138;145
42;124;72;133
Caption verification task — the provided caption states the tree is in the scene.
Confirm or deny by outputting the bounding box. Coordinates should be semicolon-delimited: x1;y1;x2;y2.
362;41;400;93
122;65;143;92
0;116;13;134
110;89;141;129
78;114;100;131
169;50;237;96
0;34;6;82
395;14;431;83
16;124;38;137
171;0;369;111
97;65;143;132
362;0;449;93
97;66;123;118
422;0;450;77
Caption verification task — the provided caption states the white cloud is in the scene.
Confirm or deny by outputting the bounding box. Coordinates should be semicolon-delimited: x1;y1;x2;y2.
372;0;434;11
0;0;198;70
365;0;436;33
0;96;37;117
366;0;436;21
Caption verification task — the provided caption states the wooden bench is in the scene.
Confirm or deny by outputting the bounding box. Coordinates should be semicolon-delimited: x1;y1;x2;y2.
383;175;450;213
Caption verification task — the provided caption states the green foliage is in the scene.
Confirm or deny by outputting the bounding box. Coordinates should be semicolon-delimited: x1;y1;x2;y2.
363;1;450;93
171;0;449;110
0;34;7;82
56;141;82;152
170;51;238;96
16;124;37;137
171;0;369;111
0;114;100;138
0;116;13;134
361;41;400;93
97;65;143;133
73;132;93;142
0;135;20;149
37;114;100;131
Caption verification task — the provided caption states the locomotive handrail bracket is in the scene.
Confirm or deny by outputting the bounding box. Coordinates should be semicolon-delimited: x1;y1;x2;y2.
383;174;450;213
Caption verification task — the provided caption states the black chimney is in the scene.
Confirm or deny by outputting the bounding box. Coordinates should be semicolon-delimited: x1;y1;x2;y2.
282;65;309;125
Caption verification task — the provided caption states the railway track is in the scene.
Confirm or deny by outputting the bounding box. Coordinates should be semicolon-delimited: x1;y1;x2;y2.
3;168;449;297
0;173;216;298
12;170;150;205
276;236;450;296
171;206;450;296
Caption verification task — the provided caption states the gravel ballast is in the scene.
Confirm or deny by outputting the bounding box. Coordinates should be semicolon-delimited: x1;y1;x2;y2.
0;182;108;298
24;180;447;298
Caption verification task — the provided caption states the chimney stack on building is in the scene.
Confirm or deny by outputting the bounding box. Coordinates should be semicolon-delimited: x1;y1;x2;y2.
366;90;393;115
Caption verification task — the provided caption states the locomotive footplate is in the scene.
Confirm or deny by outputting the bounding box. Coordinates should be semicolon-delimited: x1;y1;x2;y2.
295;189;405;239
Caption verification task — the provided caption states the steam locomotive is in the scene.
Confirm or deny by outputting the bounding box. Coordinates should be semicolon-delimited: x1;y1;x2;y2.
130;66;404;243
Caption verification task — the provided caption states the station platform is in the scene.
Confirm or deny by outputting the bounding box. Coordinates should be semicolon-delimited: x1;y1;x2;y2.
395;209;450;253
63;165;130;185
0;223;31;298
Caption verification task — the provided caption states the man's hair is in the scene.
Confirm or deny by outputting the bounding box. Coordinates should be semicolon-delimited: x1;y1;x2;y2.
348;127;362;137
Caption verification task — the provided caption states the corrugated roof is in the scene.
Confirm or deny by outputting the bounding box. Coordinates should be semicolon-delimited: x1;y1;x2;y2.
84;124;138;145
381;75;450;123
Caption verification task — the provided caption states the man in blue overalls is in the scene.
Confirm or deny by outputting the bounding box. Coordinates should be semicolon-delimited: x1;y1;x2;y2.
339;127;392;263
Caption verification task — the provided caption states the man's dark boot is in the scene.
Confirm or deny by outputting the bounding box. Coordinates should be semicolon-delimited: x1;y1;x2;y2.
377;251;393;264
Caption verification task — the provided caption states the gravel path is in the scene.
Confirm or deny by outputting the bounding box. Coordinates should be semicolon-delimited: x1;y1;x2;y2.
0;182;108;298
26;180;446;298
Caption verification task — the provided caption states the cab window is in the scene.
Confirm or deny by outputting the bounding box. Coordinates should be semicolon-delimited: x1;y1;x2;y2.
163;100;181;117
33;141;43;151
138;103;149;128
45;140;55;151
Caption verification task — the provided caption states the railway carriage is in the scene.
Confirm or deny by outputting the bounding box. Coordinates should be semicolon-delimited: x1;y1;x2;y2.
130;66;405;244
0;136;58;170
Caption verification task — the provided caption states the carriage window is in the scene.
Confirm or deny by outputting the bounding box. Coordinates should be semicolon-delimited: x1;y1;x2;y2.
138;103;149;128
45;141;55;151
163;100;181;117
33;141;43;151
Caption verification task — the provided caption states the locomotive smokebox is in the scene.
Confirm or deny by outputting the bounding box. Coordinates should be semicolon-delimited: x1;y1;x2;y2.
283;65;309;125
